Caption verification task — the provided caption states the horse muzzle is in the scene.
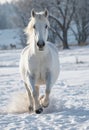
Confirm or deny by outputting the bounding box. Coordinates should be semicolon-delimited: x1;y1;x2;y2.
37;41;45;51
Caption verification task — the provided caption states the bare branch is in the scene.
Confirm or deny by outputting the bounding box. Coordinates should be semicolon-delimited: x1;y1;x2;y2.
58;6;65;19
63;0;69;27
66;0;75;30
49;27;63;42
49;14;64;30
70;27;78;42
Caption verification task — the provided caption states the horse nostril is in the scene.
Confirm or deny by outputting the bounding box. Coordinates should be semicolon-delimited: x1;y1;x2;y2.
43;42;45;47
37;41;45;48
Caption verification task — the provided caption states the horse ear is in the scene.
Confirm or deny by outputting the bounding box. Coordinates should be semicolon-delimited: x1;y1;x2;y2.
31;8;35;17
44;9;49;17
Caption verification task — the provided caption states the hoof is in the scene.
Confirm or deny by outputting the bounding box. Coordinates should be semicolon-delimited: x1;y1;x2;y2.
39;95;45;100
35;108;43;114
40;95;49;108
29;106;33;112
42;103;49;108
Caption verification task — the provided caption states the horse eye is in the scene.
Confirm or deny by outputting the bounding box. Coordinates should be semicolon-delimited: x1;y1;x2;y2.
33;25;35;29
45;25;48;29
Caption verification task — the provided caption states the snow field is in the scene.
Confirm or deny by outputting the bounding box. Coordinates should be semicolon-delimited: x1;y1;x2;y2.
0;46;89;129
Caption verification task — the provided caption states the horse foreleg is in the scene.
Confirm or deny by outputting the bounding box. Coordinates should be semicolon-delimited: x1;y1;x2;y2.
40;72;52;107
32;85;43;114
27;75;43;114
25;83;33;111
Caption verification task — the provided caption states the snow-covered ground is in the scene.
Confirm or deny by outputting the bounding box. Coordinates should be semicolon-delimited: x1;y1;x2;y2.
0;46;89;129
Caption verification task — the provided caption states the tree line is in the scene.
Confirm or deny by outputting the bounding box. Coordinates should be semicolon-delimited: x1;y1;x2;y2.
0;0;89;49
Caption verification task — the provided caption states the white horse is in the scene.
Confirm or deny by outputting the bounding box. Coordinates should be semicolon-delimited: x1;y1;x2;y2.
20;9;60;114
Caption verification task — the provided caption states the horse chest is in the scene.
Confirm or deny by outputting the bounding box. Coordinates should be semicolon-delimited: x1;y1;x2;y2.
29;56;48;84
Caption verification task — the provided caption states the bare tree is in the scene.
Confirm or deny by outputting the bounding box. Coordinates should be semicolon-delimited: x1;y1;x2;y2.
13;0;54;26
49;0;76;49
71;0;89;45
14;0;76;49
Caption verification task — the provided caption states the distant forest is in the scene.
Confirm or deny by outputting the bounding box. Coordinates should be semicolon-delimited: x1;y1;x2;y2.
0;0;89;49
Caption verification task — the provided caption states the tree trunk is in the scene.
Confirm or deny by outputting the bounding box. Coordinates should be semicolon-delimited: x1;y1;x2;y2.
63;30;69;49
78;31;87;46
